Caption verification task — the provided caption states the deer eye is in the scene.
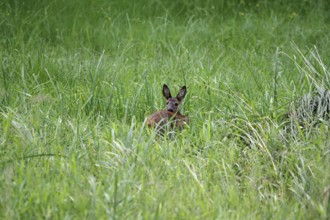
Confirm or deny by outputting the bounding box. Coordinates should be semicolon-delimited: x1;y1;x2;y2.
175;103;178;106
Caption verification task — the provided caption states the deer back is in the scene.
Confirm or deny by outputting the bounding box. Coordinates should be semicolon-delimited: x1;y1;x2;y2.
146;110;188;129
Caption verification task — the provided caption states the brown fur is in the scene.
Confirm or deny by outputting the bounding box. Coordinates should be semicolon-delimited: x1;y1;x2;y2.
146;84;188;132
147;110;189;130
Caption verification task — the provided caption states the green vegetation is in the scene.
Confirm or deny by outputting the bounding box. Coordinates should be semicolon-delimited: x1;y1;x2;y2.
1;0;330;219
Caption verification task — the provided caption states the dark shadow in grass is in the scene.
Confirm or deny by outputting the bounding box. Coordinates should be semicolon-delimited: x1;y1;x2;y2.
284;86;330;138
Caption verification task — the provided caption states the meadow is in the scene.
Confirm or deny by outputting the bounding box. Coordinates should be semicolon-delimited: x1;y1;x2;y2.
1;0;330;219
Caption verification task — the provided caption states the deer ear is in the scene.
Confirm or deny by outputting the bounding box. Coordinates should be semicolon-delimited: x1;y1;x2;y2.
162;84;172;99
177;86;187;101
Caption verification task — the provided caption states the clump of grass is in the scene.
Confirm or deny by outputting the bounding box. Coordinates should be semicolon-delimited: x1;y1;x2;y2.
289;87;330;124
284;45;330;137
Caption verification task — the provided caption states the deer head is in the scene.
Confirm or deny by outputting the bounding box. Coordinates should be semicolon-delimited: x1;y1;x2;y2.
162;84;187;113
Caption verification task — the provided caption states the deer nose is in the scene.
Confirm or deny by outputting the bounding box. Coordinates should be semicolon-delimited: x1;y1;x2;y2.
168;108;174;112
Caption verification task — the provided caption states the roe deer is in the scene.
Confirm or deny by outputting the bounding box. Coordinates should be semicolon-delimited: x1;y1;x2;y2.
147;84;189;132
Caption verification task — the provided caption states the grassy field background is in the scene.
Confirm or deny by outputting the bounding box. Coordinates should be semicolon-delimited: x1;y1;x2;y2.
1;0;330;219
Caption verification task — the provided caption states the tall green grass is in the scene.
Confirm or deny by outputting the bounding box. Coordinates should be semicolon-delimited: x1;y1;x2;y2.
1;0;330;219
